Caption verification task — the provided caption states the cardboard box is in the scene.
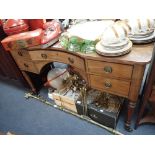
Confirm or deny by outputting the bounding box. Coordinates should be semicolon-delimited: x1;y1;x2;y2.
52;90;80;113
1;28;43;51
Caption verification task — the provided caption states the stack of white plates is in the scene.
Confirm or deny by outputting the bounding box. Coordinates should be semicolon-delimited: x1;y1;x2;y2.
126;19;155;43
101;38;129;50
129;30;155;43
96;39;132;57
96;24;132;57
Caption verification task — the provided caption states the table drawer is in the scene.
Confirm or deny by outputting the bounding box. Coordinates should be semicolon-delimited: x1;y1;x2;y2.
89;74;130;97
29;50;85;71
87;60;133;79
11;49;31;60
15;59;39;74
29;50;58;60
56;52;85;71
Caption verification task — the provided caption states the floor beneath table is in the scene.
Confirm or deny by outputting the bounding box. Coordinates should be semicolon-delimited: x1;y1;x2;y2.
0;75;155;135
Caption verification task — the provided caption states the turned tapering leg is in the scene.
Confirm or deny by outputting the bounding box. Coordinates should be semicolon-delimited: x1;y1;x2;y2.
22;71;37;94
125;101;136;132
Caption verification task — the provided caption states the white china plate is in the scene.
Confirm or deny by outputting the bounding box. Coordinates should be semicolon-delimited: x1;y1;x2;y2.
101;38;130;50
129;29;154;38
129;30;155;41
67;20;114;41
96;40;132;57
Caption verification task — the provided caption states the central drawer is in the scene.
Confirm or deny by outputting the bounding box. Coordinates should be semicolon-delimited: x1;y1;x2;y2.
29;50;85;71
56;52;85;71
87;60;133;79
29;50;58;60
89;74;130;97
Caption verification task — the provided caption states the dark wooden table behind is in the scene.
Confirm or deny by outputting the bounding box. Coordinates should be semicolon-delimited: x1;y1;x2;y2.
136;45;155;128
0;26;27;86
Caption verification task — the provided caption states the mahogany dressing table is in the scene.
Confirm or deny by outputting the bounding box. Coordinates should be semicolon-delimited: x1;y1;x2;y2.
9;43;154;131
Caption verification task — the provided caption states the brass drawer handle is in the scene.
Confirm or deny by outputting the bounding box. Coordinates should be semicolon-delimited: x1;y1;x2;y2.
24;63;29;68
41;54;47;59
68;57;74;64
104;81;112;88
104;66;112;73
18;51;23;56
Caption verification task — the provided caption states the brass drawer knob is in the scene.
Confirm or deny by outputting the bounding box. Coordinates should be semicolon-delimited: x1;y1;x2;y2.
24;63;29;68
68;57;74;64
104;81;112;88
41;54;47;59
104;66;112;73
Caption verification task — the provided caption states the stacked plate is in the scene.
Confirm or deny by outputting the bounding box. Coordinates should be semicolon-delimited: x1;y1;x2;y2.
126;19;155;44
96;24;132;57
96;39;132;57
129;30;155;44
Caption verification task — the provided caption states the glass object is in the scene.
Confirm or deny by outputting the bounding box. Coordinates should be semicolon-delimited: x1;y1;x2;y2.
59;35;69;49
59;33;97;53
68;43;81;52
81;40;96;53
68;36;83;52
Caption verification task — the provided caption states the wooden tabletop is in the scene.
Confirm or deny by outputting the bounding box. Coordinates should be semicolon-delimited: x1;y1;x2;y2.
49;42;155;65
28;41;154;65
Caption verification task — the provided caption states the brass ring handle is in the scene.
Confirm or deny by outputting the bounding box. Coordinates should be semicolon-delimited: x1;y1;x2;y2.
103;66;112;73
68;57;74;64
41;54;47;59
18;51;23;56
104;81;112;88
24;63;29;68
